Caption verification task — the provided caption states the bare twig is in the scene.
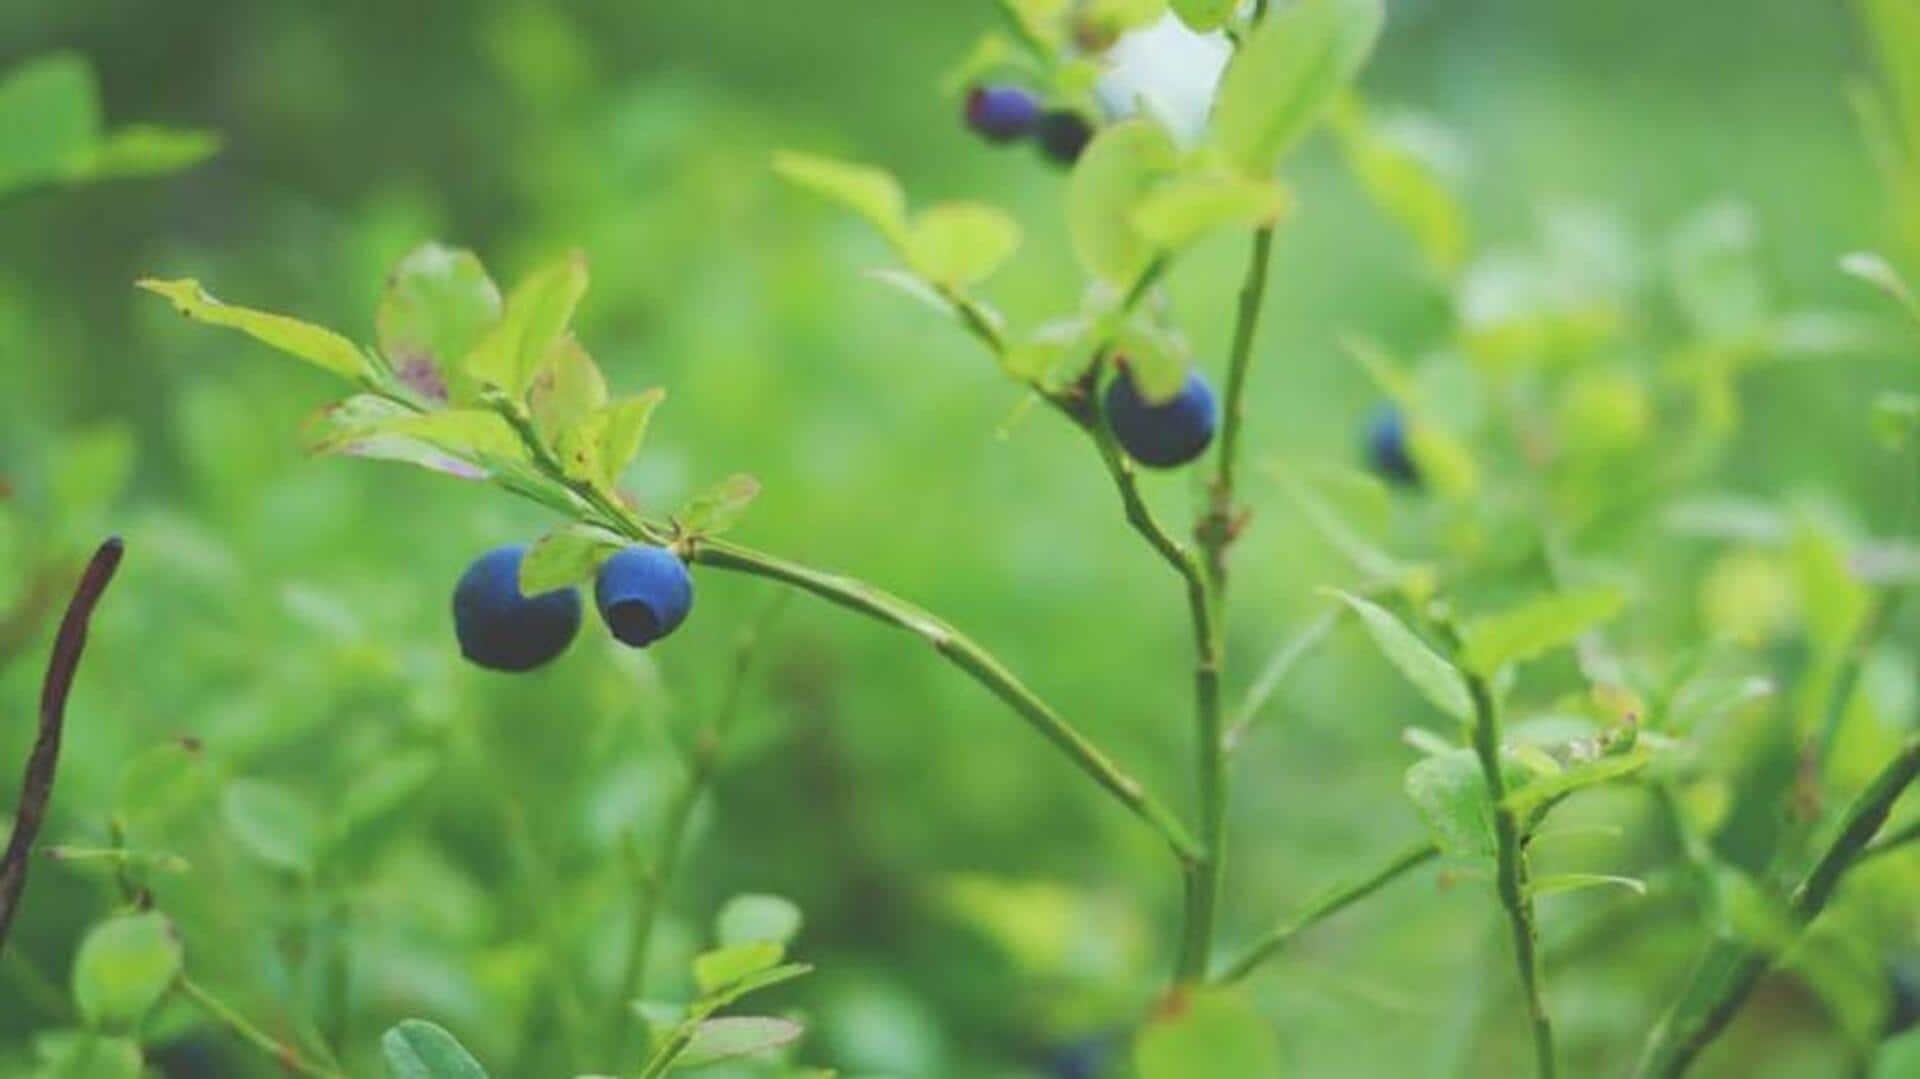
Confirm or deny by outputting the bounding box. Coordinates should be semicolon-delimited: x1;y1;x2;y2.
0;537;124;954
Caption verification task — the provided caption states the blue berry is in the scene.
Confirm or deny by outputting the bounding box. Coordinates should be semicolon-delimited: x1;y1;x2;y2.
966;84;1041;143
1106;367;1218;469
1036;109;1094;165
1366;404;1420;487
452;545;582;672
596;546;694;648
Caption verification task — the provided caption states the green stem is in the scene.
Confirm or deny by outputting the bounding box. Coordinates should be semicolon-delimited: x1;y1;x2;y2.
178;975;346;1079
688;538;1201;863
1214;841;1437;984
611;593;785;1061
1860;815;1920;863
1202;225;1275;589
1466;671;1556;1079
1634;736;1920;1077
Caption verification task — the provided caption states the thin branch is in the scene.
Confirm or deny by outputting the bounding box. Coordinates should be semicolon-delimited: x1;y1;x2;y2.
612;591;788;1060
1214;841;1438;984
1634;736;1920;1077
688;538;1201;864
178;975;346;1079
1466;670;1556;1078
1859;815;1920;864
0;537;124;955
1202;225;1276;588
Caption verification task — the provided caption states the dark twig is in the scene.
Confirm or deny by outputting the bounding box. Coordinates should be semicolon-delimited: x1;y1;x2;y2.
0;537;124;955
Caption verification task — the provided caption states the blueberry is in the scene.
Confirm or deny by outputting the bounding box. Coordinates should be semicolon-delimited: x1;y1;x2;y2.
452;544;582;672
965;84;1041;143
1365;404;1420;487
1105;367;1218;469
596;545;694;648
1036;109;1095;166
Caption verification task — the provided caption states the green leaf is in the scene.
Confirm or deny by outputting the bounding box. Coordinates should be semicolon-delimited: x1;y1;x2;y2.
717;894;804;947
303;396;496;480
381;1019;489;1079
1840;250;1920;326
114;739;212;838
1067;119;1180;284
71;913;182;1030
1170;0;1240;32
693;941;786;996
1403;747;1553;858
1459;587;1627;676
998;0;1071;53
558;389;666;492
465;252;588;399
529;337;608;439
678;474;762;536
1129;172;1291;251
70;125;220;181
1212;0;1385;176
903;202;1022;290
33;1032;144;1079
0;52;99;195
1327;590;1471;721
1133;988;1281;1079
377;244;504;401
1501;745;1651;818
1872;1027;1920;1079
221;779;321;877
1528;873;1647;900
138;278;371;382
675;1017;805;1069
772;151;908;245
1113;322;1192;404
698;962;814;1013
340;751;439;837
1329;96;1468;275
519;523;624;593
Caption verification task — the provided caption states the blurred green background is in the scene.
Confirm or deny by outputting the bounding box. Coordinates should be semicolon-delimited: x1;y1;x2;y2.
2;1;1917;1076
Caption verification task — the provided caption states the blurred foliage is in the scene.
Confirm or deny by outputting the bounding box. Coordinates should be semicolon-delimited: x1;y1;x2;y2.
2;1;1919;1076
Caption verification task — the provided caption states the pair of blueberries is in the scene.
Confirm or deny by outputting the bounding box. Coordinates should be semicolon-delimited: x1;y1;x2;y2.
966;84;1094;165
453;544;692;672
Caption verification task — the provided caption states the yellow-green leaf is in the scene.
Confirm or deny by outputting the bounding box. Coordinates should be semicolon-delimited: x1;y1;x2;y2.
520;523;624;594
1170;0;1238;32
1328;589;1471;721
1135;988;1280;1079
138;278;371;381
773;151;908;245
904;202;1023;289
377;243;504;402
1130;172;1291;251
464;252;588;399
1067;119;1180;283
1212;0;1385;175
72;913;182;1030
1460;586;1627;676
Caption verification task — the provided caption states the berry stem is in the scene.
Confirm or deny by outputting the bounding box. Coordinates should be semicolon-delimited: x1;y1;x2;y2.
1634;736;1920;1078
1213;840;1438;985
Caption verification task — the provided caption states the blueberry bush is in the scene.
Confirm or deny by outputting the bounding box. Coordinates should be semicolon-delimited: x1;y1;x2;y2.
4;1;1920;1076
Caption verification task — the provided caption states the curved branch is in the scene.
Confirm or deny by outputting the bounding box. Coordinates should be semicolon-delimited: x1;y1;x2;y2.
1214;840;1437;985
1635;736;1920;1077
688;538;1201;864
0;537;124;955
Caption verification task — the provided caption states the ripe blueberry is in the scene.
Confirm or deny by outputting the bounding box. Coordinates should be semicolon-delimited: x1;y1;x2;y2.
1036;109;1094;165
596;545;694;648
452;544;582;672
1105;366;1217;469
1366;404;1420;487
965;84;1041;143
